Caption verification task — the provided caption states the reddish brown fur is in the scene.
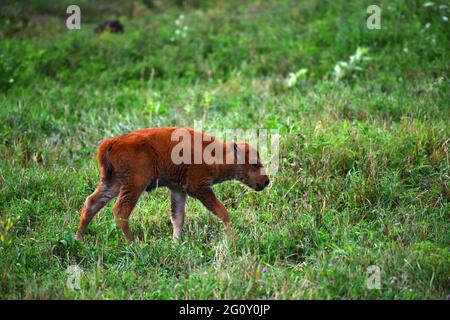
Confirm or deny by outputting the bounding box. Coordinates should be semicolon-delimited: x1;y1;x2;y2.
75;127;270;242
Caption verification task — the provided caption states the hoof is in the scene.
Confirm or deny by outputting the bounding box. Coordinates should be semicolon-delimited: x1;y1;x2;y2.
75;233;83;241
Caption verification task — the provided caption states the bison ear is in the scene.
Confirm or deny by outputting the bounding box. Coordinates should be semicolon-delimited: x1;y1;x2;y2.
232;142;245;164
231;142;239;156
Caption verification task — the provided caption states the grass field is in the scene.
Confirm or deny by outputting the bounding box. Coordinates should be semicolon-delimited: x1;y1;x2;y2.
0;0;449;299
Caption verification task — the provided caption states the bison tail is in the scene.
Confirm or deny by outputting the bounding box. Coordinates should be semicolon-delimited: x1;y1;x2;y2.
97;138;116;179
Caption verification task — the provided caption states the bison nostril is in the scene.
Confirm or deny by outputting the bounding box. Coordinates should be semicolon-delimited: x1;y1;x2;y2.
264;179;270;187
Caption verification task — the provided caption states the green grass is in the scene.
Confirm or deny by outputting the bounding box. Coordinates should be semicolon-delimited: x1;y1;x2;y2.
0;0;449;299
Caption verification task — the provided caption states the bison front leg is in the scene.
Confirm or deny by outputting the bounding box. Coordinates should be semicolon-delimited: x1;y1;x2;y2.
170;190;187;241
193;187;232;238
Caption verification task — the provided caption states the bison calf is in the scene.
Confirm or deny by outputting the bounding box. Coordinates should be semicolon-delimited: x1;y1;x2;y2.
75;127;270;242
